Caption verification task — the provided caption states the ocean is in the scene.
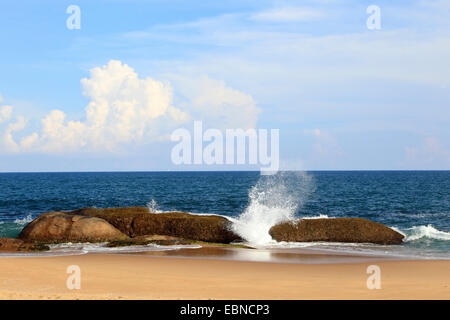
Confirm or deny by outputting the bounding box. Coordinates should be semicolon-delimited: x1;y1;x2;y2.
0;171;449;259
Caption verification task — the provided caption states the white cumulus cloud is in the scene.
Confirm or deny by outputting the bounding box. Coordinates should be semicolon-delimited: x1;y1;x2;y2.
172;75;260;130
22;60;189;153
0;60;260;154
2;115;26;152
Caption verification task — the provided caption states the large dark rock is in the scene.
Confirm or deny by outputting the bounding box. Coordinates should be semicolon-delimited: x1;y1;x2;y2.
269;218;404;245
70;207;241;243
0;238;49;252
18;212;129;243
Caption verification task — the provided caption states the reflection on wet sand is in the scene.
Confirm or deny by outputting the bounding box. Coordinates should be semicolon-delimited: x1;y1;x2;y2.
130;245;399;264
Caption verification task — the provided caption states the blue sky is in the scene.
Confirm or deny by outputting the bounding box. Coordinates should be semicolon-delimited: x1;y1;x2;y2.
0;0;449;171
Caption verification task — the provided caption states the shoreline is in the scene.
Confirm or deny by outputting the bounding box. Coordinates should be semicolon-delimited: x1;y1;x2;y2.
0;249;449;300
3;241;449;262
2;243;449;263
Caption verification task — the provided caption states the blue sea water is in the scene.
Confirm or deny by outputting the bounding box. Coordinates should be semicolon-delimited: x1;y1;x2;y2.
0;171;449;258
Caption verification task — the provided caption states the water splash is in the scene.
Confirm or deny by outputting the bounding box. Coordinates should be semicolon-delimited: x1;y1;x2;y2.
232;171;314;245
146;199;163;213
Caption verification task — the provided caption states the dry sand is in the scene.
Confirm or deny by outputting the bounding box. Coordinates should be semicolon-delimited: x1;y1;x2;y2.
0;251;449;300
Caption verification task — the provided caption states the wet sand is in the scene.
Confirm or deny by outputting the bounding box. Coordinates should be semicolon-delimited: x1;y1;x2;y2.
131;246;405;264
0;248;449;299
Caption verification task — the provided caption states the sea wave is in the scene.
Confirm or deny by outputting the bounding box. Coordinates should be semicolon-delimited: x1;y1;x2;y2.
302;214;330;219
0;242;203;258
261;240;450;260
48;242;202;254
232;171;314;245
145;199;238;222
14;214;33;225
399;225;450;242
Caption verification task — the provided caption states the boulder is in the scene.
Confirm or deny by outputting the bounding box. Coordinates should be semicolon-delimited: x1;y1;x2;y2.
0;238;49;252
18;212;129;243
269;218;404;245
70;207;241;243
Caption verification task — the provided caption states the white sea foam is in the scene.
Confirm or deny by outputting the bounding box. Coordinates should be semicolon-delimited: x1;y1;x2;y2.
14;214;33;225
302;214;330;219
231;171;314;245
145;199;232;220
0;241;202;258
401;224;450;242
48;242;202;254
263;240;450;259
0;251;88;258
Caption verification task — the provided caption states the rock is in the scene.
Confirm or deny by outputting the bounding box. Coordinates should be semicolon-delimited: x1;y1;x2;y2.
70;207;241;243
133;234;186;241
269;218;404;245
0;238;49;252
106;238;194;248
0;238;23;251
18;212;129;243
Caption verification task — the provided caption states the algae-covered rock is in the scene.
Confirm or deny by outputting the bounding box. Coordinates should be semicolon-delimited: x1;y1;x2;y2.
18;212;129;243
269;218;404;245
0;238;50;252
70;207;241;243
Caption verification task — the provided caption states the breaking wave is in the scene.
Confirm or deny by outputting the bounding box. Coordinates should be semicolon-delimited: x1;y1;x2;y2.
14;214;33;225
400;225;450;242
231;171;314;245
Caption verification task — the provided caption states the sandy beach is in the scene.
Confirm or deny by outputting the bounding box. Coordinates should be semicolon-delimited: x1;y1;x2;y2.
0;250;448;300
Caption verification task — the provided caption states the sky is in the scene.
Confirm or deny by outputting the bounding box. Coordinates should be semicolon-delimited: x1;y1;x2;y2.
0;0;449;171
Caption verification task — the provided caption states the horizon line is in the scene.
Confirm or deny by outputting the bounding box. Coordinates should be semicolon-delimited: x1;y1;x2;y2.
0;169;449;174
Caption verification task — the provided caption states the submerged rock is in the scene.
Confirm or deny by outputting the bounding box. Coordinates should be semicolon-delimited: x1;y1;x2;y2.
70;207;241;243
269;218;404;245
0;238;49;252
133;234;186;241
18;212;129;243
106;238;194;247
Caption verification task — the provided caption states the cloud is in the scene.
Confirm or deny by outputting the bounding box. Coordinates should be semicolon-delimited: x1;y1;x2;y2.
2;115;26;152
116;4;450;98
0;103;24;152
0;105;13;124
172;75;260;130
19;60;188;153
1;60;259;154
304;128;343;157
405;137;450;167
250;7;324;22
